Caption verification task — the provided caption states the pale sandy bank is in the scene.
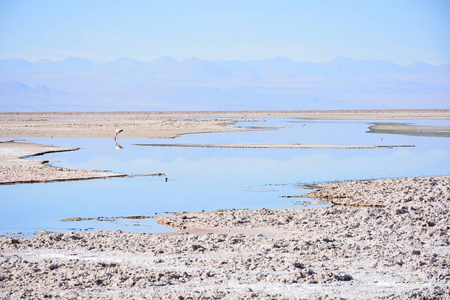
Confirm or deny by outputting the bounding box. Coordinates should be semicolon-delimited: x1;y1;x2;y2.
1;109;449;139
0;140;126;185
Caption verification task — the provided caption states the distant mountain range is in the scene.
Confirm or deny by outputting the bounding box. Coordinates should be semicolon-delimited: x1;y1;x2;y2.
0;57;449;111
1;56;449;80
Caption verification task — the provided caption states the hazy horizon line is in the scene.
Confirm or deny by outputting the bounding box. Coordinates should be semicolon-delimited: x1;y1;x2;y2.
2;56;449;67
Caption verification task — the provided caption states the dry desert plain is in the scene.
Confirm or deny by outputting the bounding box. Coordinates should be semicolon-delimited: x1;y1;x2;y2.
0;110;449;299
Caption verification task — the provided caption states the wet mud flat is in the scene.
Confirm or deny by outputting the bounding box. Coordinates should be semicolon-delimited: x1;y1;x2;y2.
136;142;415;149
1;176;449;299
368;122;450;138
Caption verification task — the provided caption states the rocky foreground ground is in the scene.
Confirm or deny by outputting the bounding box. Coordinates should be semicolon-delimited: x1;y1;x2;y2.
1;176;449;299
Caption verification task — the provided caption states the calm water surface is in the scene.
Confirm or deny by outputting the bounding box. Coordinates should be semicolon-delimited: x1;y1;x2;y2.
1;118;449;237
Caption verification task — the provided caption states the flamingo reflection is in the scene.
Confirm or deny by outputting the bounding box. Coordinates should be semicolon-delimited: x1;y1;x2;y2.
114;128;123;150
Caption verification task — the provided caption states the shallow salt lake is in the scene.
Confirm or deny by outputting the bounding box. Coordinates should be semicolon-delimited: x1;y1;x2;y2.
1;118;449;237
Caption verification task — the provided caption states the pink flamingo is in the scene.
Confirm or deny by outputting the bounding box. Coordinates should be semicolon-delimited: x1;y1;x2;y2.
114;128;123;140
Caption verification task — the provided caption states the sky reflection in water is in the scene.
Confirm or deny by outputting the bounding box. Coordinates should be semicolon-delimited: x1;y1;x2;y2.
1;118;449;237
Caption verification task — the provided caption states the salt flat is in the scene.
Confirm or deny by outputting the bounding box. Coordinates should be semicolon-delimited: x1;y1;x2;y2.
0;110;449;299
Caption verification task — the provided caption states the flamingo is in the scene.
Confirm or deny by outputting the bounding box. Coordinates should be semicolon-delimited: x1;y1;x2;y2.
114;128;123;140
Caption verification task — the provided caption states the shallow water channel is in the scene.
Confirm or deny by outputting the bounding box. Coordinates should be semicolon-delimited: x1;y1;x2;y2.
1;118;449;237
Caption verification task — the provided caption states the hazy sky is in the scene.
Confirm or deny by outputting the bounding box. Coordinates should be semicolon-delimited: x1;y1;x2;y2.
1;0;449;65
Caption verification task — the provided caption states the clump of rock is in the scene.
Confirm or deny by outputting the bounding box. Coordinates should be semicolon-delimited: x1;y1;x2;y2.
304;175;450;207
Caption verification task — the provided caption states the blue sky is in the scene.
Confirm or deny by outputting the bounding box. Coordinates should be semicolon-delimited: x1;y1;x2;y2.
1;0;449;65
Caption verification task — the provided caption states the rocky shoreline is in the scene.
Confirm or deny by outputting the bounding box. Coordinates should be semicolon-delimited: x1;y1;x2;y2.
1;175;449;299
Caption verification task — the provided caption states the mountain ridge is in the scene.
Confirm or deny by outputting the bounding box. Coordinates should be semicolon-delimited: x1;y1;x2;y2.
1;56;448;81
0;56;449;111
